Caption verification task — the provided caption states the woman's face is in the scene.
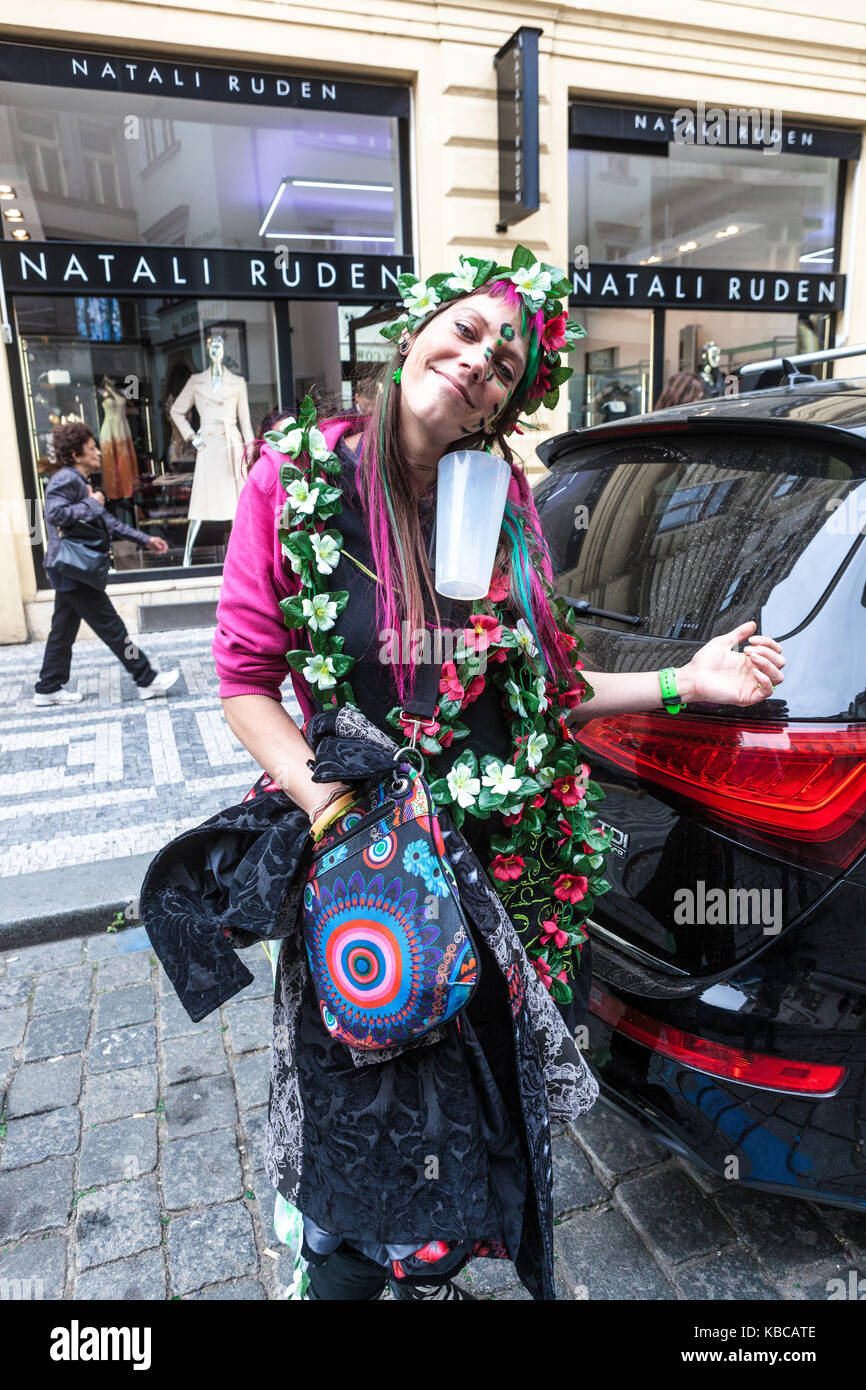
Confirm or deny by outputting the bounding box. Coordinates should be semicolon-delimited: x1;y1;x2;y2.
399;291;530;446
72;436;101;473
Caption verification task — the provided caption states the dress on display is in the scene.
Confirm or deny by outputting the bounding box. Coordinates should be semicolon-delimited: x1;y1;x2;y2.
98;387;138;499
169;368;254;521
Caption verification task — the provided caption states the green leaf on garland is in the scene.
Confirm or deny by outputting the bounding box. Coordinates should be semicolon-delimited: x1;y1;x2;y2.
592;878;612;897
584;780;605;802
285;650;312;672
279;596;307;625
510;244;534;271
279;460;303;491
452;748;479;777
282;531;313;562
450;803;466;830
397;271;420;294
418;734;442;755
429;778;452;804
438;696;462;722
328;653;355;677
550;979;573;1004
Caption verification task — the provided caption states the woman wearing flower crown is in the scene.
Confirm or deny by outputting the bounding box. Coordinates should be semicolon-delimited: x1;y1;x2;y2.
213;247;785;1299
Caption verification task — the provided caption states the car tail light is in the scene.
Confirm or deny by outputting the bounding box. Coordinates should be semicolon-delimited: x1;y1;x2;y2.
590;985;847;1096
576;715;866;871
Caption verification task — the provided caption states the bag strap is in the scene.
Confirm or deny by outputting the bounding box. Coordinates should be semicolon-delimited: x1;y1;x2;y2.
399;507;455;723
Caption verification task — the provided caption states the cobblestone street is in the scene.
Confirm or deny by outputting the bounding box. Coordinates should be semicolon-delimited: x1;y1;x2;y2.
2;925;865;1301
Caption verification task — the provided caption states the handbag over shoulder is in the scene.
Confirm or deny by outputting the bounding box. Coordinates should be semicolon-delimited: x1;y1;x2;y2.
302;753;480;1050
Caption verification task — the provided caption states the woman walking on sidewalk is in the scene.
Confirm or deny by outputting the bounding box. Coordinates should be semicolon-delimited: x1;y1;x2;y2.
33;422;179;708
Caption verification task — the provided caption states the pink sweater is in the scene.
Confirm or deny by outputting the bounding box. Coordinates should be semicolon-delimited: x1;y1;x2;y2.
213;420;550;711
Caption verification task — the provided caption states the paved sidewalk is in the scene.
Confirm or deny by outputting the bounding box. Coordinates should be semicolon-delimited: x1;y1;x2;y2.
0;628;299;945
1;925;865;1301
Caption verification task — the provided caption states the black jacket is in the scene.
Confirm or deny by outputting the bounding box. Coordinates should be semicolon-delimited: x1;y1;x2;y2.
43;467;151;589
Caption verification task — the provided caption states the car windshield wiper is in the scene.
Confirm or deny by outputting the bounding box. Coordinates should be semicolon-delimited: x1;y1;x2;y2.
558;594;642;626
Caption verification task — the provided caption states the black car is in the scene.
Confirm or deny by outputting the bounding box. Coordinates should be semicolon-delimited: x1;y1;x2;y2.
533;379;866;1211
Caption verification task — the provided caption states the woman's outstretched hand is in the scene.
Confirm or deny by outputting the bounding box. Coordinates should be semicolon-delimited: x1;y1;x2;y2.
682;620;785;707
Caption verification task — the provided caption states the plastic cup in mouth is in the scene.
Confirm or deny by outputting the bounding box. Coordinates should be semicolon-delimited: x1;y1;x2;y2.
434;449;511;599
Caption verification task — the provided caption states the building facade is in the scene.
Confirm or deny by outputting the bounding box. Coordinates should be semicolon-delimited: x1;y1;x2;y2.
1;0;865;645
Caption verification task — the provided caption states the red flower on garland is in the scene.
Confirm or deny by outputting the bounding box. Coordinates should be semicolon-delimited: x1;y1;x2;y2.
540;917;569;950
527;362;552;401
439;661;464;702
541;311;569;354
397;708;440;738
490;853;525;882
551;776;586;807
534;957;553;990
501;806;524;828
558;687;585;709
438;727;454;748
487;649;508;664
554;873;589;904
558;632;578;651
558;714;576;742
532;793;546;809
464;614;502;652
486;571;510;603
461;674;485;707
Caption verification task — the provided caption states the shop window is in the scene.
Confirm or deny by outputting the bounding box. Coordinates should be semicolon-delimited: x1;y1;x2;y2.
17;295;279;577
0;81;405;253
569;141;840;274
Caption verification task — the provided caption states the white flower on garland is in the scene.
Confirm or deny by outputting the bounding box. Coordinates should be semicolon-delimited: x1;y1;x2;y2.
307;426;330;463
481;761;522;798
302;652;338;689
535;676;550;713
510;262;552;310
446;257;477;294
446;761;481;808
525;731;549;771
284;478;320;516
301;593;337;632
274;426;305;459
311;532;341;575
514;618;537;657
402;279;440;316
504;678;527;718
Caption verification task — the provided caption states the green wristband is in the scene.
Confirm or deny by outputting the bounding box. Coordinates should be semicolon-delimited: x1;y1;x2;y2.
659;667;685;714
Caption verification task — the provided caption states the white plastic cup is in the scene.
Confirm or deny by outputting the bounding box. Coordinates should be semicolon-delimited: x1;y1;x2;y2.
435;449;511;599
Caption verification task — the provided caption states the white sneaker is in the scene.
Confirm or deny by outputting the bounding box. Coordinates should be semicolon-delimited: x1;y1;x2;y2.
34;689;84;707
138;669;180;700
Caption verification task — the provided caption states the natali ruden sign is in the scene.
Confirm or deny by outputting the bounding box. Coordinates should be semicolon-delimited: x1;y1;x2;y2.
0;244;412;300
494;27;541;231
0;41;409;117
569;263;845;311
570;102;861;161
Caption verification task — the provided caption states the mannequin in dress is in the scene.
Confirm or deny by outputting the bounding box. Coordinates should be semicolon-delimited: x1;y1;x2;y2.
98;379;138;499
169;335;254;566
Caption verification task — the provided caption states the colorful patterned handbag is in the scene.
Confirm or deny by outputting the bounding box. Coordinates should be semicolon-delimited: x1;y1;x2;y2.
301;757;480;1050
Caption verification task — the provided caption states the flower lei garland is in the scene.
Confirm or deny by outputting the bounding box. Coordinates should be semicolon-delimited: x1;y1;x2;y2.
268;406;613;1006
381;244;587;421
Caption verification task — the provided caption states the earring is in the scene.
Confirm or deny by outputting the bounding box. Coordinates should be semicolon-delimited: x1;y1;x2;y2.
392;366;402;385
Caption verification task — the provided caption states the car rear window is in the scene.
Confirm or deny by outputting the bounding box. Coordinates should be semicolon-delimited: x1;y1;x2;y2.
535;432;866;642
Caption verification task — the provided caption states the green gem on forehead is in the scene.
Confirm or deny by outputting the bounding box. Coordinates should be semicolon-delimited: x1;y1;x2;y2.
501;324;515;341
